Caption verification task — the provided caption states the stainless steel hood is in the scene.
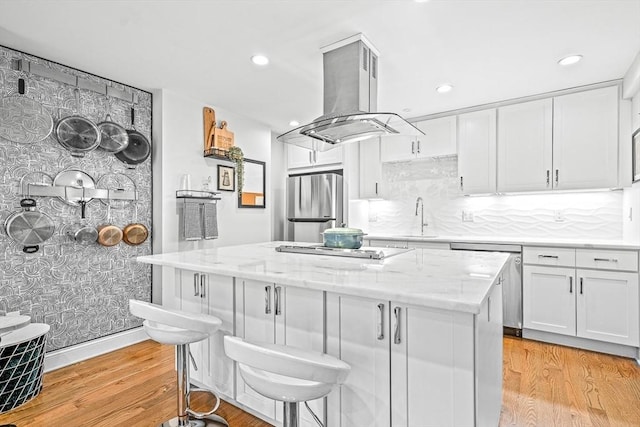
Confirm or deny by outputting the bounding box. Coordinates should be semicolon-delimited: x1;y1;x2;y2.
277;34;423;151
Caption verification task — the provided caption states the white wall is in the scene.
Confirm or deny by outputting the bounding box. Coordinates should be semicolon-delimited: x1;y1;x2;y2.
152;89;272;303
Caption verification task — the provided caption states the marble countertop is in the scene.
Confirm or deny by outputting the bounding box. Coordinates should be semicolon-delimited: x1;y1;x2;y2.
138;241;509;315
366;234;640;250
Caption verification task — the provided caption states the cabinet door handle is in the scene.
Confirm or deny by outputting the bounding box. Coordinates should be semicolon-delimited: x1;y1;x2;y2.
411;140;415;154
193;273;200;296
538;254;559;259
393;306;401;344
555;169;559;186
546;170;550;187
460;176;464;191
275;286;282;316
593;258;618;263
580;277;583;295
375;182;378;195
200;274;206;299
416;140;421;154
376;303;385;340
265;286;272;314
487;297;491;322
309;151;313;164
569;276;573;293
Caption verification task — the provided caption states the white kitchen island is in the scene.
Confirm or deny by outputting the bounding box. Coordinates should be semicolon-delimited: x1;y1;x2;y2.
138;241;509;427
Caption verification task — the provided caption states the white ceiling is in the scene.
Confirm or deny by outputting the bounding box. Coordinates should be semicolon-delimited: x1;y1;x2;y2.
1;0;639;134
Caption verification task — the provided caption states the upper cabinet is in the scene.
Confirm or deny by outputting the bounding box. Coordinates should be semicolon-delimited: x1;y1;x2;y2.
457;109;497;194
497;99;553;192
359;139;382;199
414;116;457;157
380;116;456;163
287;144;343;170
552;86;619;190
496;85;619;193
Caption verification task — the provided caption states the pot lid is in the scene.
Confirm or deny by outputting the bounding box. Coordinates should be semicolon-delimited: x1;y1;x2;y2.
324;227;365;235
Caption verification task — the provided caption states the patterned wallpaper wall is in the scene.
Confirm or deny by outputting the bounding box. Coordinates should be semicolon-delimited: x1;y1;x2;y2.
357;156;623;240
0;46;152;352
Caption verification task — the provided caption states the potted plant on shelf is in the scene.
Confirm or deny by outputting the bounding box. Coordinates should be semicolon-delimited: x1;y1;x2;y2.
227;146;244;193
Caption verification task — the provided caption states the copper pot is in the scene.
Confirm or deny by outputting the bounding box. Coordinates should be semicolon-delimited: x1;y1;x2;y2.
122;222;148;246
97;223;122;247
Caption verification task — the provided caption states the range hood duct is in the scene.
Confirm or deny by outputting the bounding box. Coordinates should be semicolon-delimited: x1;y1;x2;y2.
277;34;423;151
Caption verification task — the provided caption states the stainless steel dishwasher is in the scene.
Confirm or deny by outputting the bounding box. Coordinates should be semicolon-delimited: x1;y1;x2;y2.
450;242;522;337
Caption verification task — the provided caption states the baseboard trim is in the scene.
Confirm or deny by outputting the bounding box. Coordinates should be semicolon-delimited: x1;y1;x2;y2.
44;327;147;373
523;329;639;359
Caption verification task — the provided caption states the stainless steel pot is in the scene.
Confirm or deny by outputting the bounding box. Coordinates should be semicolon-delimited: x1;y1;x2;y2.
66;223;98;245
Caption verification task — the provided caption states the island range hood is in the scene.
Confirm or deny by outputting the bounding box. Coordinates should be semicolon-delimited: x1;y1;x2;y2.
277;34;423;151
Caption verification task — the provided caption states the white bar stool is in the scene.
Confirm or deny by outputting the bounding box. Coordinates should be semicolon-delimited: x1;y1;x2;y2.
129;300;228;427
223;336;351;427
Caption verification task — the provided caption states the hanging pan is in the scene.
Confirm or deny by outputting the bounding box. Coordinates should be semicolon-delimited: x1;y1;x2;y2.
115;107;150;168
0;77;53;145
97;198;122;247
4;198;55;253
97;96;129;153
53;169;96;218
122;200;148;246
55;88;101;157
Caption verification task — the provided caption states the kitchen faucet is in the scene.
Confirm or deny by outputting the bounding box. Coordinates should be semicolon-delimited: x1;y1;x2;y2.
415;197;428;236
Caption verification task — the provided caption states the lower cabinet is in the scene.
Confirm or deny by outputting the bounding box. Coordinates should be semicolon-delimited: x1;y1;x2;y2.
235;279;324;426
326;283;502;427
523;261;639;346
179;270;235;397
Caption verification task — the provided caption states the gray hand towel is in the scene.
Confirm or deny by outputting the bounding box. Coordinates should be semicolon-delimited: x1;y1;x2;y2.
203;202;219;240
183;202;202;241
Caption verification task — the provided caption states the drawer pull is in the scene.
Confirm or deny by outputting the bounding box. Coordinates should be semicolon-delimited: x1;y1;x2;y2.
593;258;618;263
538;255;559;259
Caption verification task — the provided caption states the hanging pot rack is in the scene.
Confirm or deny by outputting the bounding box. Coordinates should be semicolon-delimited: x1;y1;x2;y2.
11;59;139;103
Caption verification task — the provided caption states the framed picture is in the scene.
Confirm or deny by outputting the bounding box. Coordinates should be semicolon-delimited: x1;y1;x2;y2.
217;165;235;192
634;128;640;183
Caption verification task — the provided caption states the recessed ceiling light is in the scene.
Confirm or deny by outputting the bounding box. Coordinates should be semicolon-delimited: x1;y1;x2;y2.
436;84;453;93
558;55;583;66
289;120;299;127
251;55;269;66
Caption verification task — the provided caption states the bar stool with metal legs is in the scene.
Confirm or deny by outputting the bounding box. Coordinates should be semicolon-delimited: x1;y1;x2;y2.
223;335;351;427
129;300;229;427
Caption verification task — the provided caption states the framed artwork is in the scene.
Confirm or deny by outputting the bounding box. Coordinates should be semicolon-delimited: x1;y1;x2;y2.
217;165;235;191
634;128;640;183
238;158;266;208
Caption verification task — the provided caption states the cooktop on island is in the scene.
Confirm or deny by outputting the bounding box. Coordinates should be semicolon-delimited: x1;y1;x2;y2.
275;244;412;260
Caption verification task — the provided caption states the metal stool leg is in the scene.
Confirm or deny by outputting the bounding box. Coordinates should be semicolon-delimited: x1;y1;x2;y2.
283;401;299;427
159;344;228;427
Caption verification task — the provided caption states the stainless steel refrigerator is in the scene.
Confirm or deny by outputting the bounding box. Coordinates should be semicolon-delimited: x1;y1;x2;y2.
286;172;343;243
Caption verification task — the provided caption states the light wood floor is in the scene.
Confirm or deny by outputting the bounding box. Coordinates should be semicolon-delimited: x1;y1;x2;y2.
0;337;638;426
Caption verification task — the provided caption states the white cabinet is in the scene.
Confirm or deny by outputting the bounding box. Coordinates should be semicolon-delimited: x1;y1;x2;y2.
381;116;456;163
359;139;382;199
380;135;419;163
326;289;501;427
497;99;553;192
523;246;639;347
457;109;497;194
287;144;343;170
552;86;619;190
523;265;576;336
326;294;390;427
576;269;639;346
179;270;234;397
414;116;457;157
235;279;324;426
